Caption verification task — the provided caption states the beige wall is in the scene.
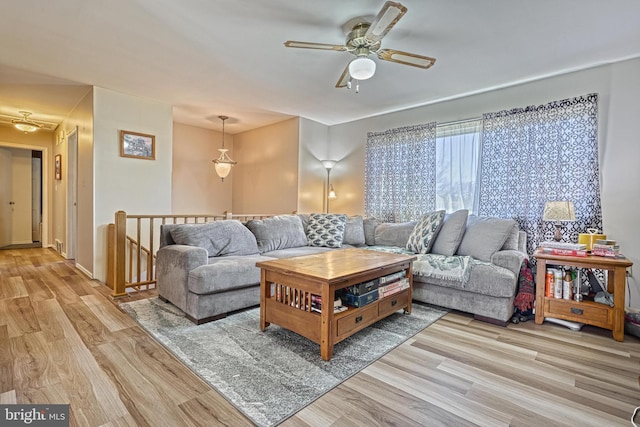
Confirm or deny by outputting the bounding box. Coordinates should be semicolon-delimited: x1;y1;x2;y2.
93;87;173;282
0;126;54;247
232;118;299;214
172;122;232;214
328;57;640;307
298;118;329;214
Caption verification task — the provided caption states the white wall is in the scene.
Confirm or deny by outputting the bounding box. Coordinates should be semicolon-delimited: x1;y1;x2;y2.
93;87;173;282
328;57;640;307
172;122;232;214
55;87;93;273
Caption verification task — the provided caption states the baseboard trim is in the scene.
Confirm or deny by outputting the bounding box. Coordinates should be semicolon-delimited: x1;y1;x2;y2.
75;263;93;279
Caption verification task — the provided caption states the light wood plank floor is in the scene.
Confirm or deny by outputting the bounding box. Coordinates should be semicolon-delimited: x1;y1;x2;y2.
2;248;639;426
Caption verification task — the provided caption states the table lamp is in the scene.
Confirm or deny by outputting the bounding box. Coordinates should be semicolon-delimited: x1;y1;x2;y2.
543;201;576;241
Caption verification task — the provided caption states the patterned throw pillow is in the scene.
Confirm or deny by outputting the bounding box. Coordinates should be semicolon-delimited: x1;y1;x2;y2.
406;210;446;254
307;213;348;248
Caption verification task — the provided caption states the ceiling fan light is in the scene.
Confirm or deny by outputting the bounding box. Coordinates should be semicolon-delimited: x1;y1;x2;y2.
349;57;376;80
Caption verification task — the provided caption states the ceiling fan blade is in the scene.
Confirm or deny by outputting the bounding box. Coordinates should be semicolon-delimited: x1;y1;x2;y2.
284;41;347;51
335;63;351;88
364;1;407;41
377;49;436;69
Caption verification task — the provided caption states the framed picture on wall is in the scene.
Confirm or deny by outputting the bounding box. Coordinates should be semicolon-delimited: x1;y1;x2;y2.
55;154;62;180
120;130;155;160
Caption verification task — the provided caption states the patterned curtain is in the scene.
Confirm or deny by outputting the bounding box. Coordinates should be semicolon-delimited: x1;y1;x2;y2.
479;93;602;256
365;123;437;222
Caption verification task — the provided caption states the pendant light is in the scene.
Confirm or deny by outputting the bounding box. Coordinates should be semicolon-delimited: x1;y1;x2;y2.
212;115;236;181
12;111;42;133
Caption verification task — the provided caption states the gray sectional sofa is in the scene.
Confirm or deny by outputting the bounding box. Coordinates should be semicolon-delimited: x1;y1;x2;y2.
156;210;527;325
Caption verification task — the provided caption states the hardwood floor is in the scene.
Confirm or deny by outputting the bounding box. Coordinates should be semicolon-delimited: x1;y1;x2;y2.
2;248;639;426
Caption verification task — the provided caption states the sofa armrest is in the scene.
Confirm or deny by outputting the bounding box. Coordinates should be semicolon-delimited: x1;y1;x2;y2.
156;245;208;311
490;250;527;277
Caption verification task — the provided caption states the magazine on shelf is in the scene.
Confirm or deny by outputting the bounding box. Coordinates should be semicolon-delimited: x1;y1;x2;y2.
311;295;347;313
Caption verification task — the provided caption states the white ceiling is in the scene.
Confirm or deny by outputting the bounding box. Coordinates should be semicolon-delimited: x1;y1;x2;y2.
1;0;640;134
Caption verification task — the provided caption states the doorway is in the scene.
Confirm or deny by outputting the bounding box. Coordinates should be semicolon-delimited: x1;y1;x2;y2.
0;147;43;249
0;143;49;250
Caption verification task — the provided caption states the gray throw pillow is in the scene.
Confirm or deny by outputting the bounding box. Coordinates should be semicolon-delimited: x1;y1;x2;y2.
406;210;445;254
374;221;418;247
431;209;469;256
501;222;520;250
307;213;348;248
363;217;380;246
343;215;366;246
457;216;518;262
168;221;259;257
245;215;307;253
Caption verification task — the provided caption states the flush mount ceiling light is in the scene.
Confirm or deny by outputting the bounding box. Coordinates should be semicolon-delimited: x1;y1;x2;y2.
212;115;237;181
12;111;42;133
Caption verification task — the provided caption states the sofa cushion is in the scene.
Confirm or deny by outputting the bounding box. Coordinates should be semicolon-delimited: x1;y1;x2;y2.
188;255;272;294
413;259;517;298
374;221;417;247
457;216;518;262
307;213;347;248
262;246;334;258
343;215;366;246
297;213;310;233
431;209;469;256
501;222;520;250
406;210;445;254
363;217;380;246
168;221;259;257
245;215;307;253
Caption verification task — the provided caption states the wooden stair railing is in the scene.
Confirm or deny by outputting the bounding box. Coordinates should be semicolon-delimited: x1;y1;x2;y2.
107;210;281;298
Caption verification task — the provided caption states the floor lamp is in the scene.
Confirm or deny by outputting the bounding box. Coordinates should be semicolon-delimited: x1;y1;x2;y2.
321;160;337;213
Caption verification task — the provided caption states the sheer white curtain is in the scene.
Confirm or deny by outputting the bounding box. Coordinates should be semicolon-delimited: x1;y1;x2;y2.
435;120;482;214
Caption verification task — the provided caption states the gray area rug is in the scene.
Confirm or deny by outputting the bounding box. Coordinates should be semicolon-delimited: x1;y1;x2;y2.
120;298;447;427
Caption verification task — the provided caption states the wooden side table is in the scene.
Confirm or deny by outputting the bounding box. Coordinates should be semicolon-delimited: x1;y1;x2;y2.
534;251;633;341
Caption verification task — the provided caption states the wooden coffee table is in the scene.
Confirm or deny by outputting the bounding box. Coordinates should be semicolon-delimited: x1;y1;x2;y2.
256;248;416;360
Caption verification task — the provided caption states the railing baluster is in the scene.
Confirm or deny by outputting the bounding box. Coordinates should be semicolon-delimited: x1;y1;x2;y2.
149;218;154;282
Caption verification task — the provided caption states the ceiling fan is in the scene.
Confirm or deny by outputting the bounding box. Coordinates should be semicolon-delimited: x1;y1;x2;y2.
284;1;436;91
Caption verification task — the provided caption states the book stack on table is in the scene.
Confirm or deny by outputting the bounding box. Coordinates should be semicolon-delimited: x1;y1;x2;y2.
538;241;588;257
591;240;624;258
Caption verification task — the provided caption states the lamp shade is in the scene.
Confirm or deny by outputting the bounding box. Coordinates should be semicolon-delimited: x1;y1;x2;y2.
543;201;576;222
348;57;376;80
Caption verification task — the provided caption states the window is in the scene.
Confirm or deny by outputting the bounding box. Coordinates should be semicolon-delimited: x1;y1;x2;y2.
435;120;482;214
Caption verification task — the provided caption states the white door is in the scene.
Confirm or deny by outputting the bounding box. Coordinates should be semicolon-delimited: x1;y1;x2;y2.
66;128;78;259
0;148;12;247
10;149;32;245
